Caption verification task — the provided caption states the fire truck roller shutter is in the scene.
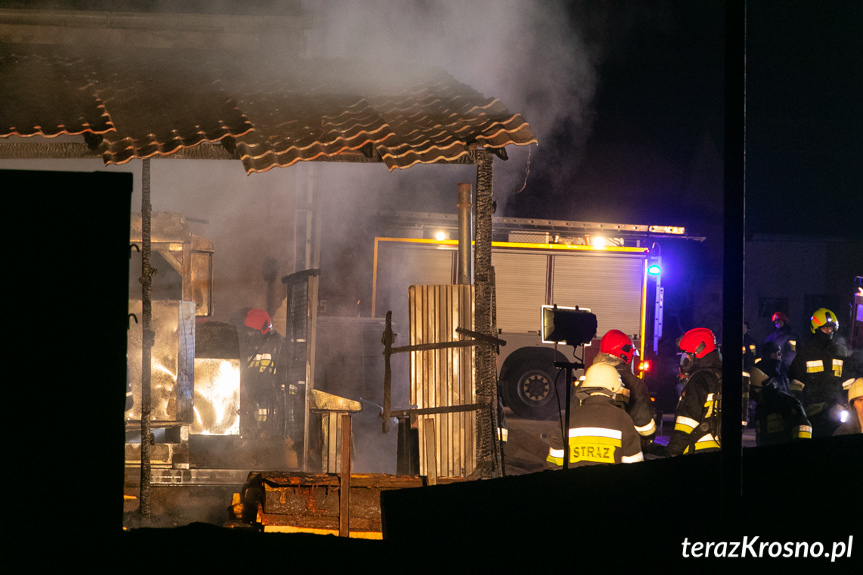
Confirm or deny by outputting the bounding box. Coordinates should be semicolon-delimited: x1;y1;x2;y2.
551;252;646;339
492;250;549;332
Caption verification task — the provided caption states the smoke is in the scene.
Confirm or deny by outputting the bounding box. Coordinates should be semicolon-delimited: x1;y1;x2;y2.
303;0;598;210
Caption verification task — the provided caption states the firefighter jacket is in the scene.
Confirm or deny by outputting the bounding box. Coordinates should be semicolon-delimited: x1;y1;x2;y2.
546;393;644;468
753;357;789;395
242;331;286;400
788;331;847;437
668;350;722;456
240;329;288;434
753;384;812;446
764;324;798;371
593;353;657;437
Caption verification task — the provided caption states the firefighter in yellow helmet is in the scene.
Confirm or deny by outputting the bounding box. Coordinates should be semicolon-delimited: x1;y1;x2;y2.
546;363;644;468
834;378;863;435
788;308;849;437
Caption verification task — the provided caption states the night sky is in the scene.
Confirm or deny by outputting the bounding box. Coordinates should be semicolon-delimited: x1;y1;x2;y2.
509;0;861;239
510;1;725;230
745;1;862;237
498;1;863;334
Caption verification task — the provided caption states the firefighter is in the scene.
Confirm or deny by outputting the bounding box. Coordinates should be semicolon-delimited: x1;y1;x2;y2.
756;341;789;394
763;311;798;372
240;308;287;439
788;308;848;438
749;360;812;446
592;330;657;440
546;363;644;468
834;378;862;435
667;328;723;456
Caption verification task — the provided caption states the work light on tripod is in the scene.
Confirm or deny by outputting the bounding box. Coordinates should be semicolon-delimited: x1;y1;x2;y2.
541;305;597;347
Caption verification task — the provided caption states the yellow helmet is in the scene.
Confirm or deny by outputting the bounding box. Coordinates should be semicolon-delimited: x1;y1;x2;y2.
810;308;839;333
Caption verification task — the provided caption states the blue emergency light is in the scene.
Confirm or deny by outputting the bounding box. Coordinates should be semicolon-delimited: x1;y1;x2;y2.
647;263;661;276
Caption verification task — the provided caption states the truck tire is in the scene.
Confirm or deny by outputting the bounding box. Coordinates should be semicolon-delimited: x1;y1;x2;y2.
501;363;562;420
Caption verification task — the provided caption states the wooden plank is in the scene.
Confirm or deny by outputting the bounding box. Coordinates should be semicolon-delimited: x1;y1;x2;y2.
339;414;351;537
425;418;438;486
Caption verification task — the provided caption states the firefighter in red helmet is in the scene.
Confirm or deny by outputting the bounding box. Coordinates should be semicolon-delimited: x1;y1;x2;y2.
240;308;287;438
592;330;657;442
763;311;797;372
245;308;273;335
667;328;723;456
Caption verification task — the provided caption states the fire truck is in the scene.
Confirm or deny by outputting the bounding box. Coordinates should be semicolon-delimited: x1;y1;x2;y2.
368;211;699;420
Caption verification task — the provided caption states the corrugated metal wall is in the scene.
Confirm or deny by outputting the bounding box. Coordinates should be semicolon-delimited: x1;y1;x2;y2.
409;284;476;478
492;251;549;331
551;252;645;338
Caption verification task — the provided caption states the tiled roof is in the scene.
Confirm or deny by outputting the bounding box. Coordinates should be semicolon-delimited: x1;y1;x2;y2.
0;44;536;173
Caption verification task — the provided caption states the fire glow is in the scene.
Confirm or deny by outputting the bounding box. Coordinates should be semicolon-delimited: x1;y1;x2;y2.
192;358;241;435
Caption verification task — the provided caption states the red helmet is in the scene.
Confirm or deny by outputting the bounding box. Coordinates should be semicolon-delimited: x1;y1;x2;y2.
600;330;637;364
678;328;716;358
771;312;788;324
245;308;272;334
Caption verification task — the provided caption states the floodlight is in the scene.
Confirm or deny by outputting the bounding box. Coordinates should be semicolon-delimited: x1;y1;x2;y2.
541;305;597;346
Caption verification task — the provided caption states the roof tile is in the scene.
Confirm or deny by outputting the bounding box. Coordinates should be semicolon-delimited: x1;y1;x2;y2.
1;45;536;173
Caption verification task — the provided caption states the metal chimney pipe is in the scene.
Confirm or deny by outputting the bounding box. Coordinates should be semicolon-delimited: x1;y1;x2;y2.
457;183;473;285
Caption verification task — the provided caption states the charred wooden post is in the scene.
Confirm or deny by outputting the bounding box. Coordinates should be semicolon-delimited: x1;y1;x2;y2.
139;158;155;517
473;149;500;478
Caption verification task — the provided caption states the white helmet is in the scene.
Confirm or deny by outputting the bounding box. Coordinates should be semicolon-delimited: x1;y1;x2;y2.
849;378;863;405
583;363;623;394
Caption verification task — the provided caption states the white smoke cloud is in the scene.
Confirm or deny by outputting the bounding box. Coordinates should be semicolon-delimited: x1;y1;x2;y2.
303;0;599;205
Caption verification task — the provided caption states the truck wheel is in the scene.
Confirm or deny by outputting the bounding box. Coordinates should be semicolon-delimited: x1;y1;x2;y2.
502;365;562;420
